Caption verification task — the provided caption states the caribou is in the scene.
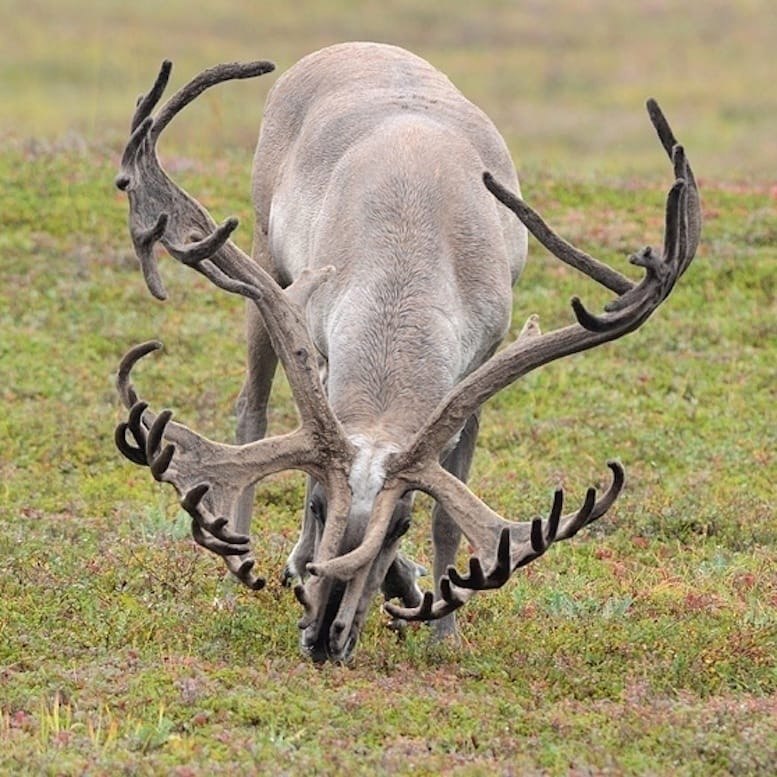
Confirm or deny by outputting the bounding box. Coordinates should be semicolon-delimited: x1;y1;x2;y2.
114;42;700;662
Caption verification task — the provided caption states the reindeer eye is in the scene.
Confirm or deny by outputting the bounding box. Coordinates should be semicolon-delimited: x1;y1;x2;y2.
309;498;325;524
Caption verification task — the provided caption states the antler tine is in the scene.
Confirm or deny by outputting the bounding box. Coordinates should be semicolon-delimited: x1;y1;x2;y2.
306;484;403;580
582;460;625;523
484;173;635;295
167;217;240;266
646;98;679;162
647;98;701;262
118;117;154;177
227;558;265;591
162;217;271;301
383;581;472;623
114;401;150;466
180;484;250;545
150;60;275;141
661;174;684;272
131;60;172;132
189;515;265;593
116;340;163;409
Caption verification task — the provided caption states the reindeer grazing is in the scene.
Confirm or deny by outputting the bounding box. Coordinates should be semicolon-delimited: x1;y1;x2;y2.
114;42;700;662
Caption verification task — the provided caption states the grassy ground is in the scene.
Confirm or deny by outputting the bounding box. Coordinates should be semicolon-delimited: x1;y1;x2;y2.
1;1;775;774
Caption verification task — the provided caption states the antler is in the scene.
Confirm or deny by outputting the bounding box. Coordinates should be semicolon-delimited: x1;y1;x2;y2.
116;59;275;301
115;342;326;588
483;98;700;298
115;61;361;607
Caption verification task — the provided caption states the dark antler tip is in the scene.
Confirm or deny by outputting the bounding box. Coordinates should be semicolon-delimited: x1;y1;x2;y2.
570;296;587;326
144;340;163;354
293;584;308;606
446;565;465;588
482;171;503;195
238;559;255;575
606;460;626;488
646;98;664;123
154;212;170;233
191;483;210;500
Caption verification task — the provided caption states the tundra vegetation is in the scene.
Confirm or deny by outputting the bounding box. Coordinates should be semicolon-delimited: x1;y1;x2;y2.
1;1;775;774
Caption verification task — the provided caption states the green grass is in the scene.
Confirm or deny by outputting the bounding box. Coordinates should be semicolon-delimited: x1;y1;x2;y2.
1;1;776;774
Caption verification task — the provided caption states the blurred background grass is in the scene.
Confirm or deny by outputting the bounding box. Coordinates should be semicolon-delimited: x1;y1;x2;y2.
1;0;775;180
